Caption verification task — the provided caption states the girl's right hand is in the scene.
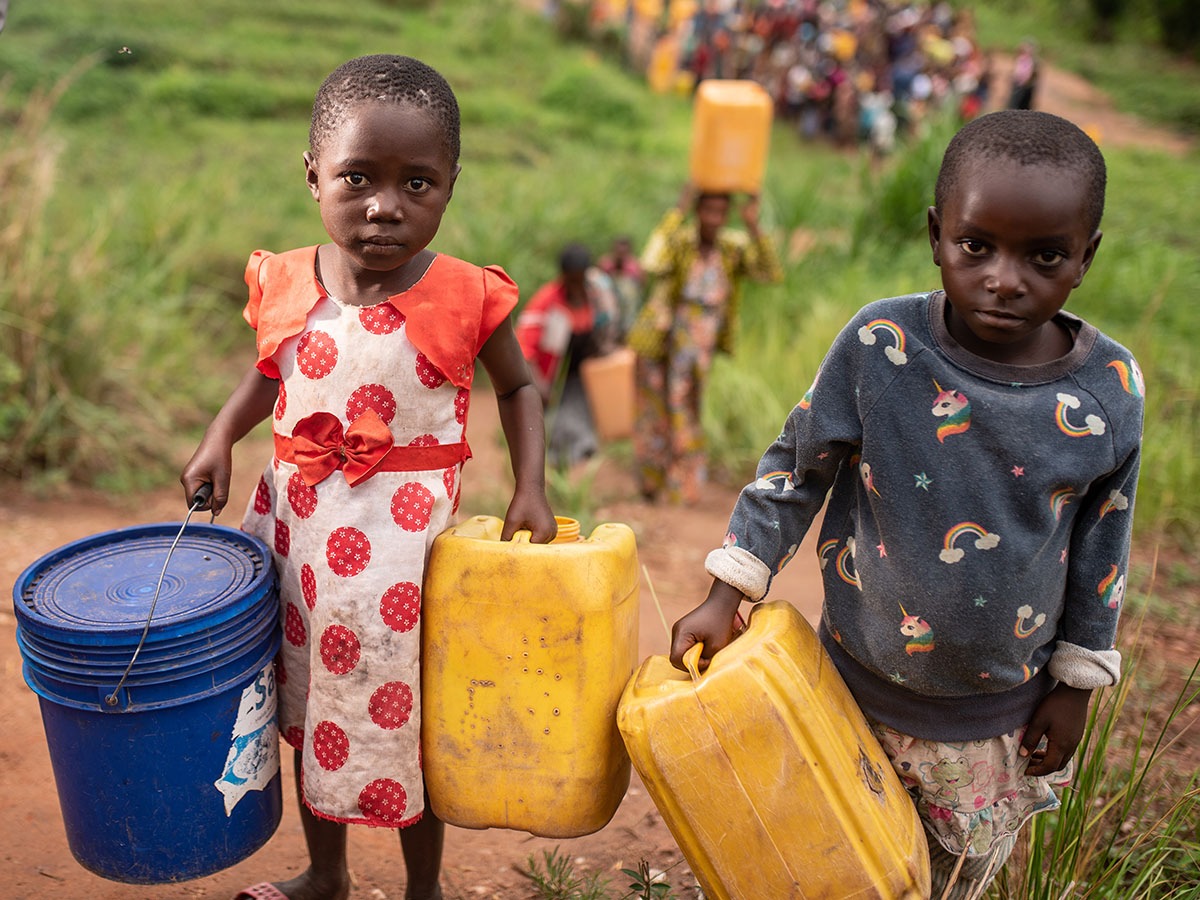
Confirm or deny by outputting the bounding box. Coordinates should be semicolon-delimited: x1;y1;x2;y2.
669;579;745;671
180;437;233;515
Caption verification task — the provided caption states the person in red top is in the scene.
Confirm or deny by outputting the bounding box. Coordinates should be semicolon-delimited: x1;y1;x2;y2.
181;54;555;900
516;242;620;466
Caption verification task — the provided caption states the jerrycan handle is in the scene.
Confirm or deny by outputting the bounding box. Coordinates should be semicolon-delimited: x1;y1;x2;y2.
510;516;581;545
682;643;705;683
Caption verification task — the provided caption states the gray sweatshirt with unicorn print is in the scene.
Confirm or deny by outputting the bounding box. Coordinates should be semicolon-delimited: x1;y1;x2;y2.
706;292;1144;741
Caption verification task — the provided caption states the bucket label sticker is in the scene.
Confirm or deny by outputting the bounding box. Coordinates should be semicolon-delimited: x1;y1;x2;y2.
214;663;280;816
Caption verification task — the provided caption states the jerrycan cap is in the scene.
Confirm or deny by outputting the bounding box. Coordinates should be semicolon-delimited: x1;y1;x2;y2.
551;516;581;544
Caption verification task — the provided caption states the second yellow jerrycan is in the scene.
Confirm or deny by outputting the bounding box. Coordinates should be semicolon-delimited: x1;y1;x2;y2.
617;600;930;899
422;515;639;838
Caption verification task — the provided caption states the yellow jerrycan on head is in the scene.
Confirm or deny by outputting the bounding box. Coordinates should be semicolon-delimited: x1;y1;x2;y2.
617;600;930;899
422;515;639;838
689;79;774;195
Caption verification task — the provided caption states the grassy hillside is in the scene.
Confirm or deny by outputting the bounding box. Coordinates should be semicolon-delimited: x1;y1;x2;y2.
0;0;1197;547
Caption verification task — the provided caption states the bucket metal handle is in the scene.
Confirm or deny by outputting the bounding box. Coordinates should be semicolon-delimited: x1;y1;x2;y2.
103;485;214;708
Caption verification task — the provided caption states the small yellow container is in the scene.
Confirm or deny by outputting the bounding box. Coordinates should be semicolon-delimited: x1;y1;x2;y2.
579;347;636;442
617;600;930;899
422;515;639;837
688;79;774;194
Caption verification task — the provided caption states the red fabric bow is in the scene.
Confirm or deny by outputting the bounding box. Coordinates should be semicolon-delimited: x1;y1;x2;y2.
290;409;394;486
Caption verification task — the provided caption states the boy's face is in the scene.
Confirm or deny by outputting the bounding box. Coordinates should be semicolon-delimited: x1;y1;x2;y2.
304;101;459;286
928;158;1101;366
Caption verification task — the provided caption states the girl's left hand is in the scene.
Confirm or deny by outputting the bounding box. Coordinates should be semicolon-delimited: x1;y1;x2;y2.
1020;684;1092;776
501;487;556;544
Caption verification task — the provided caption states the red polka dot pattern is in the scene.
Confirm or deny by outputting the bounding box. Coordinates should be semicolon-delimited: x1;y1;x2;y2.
359;304;405;335
369;681;413;730
274;518;291;557
326;526;371;577
346;383;397;425
358;778;408;825
254;477;271;515
313;720;350;771
255;270;480;824
300;564;318;610
379;582;421;632
320;624;362;675
414;352;446;389
287;472;318;519
284;602;307;647
390;483;434;532
297;330;338;379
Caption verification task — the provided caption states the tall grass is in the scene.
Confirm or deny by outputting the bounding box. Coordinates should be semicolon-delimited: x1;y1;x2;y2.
0;65;234;489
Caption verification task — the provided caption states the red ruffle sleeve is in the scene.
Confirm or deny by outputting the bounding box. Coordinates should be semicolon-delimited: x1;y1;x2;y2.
242;247;518;389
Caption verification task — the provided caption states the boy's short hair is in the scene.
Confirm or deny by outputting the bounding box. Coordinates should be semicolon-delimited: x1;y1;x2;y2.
310;54;461;165
935;110;1106;234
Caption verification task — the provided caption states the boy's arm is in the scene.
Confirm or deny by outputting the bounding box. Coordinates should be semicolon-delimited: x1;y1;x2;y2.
1026;399;1143;775
477;317;556;544
180;365;278;515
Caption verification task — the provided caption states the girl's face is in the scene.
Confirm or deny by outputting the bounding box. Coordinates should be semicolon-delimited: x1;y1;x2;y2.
928;158;1101;366
304;101;459;289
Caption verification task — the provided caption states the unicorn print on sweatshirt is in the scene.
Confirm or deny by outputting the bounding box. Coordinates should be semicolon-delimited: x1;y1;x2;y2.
931;381;971;442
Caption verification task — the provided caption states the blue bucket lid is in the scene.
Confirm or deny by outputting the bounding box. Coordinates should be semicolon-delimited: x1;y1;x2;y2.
13;522;276;647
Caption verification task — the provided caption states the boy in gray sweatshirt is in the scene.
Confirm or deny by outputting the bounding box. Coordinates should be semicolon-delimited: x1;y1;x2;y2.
670;110;1143;897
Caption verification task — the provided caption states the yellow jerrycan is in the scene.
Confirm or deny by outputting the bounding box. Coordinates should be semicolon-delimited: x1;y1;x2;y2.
617;600;930;899
422;515;639;838
688;79;774;194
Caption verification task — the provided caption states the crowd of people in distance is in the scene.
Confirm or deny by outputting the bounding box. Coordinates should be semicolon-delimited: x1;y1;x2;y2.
584;0;1037;154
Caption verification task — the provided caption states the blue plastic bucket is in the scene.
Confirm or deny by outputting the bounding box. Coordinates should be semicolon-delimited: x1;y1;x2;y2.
12;522;283;884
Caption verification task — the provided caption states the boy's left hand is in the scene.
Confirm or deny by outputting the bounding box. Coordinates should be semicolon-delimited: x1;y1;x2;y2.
501;487;556;544
1020;684;1093;776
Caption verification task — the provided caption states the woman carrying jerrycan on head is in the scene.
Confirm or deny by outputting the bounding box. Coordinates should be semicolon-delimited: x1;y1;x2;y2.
628;180;782;506
181;54;556;900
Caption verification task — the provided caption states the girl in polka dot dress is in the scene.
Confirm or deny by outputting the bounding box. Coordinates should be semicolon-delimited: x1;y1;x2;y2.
181;55;556;900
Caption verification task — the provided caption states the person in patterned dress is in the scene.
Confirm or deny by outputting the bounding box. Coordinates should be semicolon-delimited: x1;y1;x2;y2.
669;111;1142;898
182;55;556;900
629;182;782;504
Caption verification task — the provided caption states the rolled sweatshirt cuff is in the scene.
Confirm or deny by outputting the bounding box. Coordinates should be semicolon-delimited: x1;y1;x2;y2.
1048;641;1122;689
705;547;772;601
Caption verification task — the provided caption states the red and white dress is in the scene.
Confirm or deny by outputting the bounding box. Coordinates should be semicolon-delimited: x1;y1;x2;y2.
240;246;517;827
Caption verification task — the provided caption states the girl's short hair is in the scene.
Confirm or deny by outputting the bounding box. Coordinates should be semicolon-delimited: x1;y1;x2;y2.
935;110;1106;234
309;54;460;165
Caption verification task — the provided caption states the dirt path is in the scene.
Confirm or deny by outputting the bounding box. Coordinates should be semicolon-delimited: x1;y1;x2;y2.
993;56;1193;156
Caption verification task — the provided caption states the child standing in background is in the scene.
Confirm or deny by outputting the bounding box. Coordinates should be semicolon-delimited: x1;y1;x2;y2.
670;110;1143;897
181;54;556;900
